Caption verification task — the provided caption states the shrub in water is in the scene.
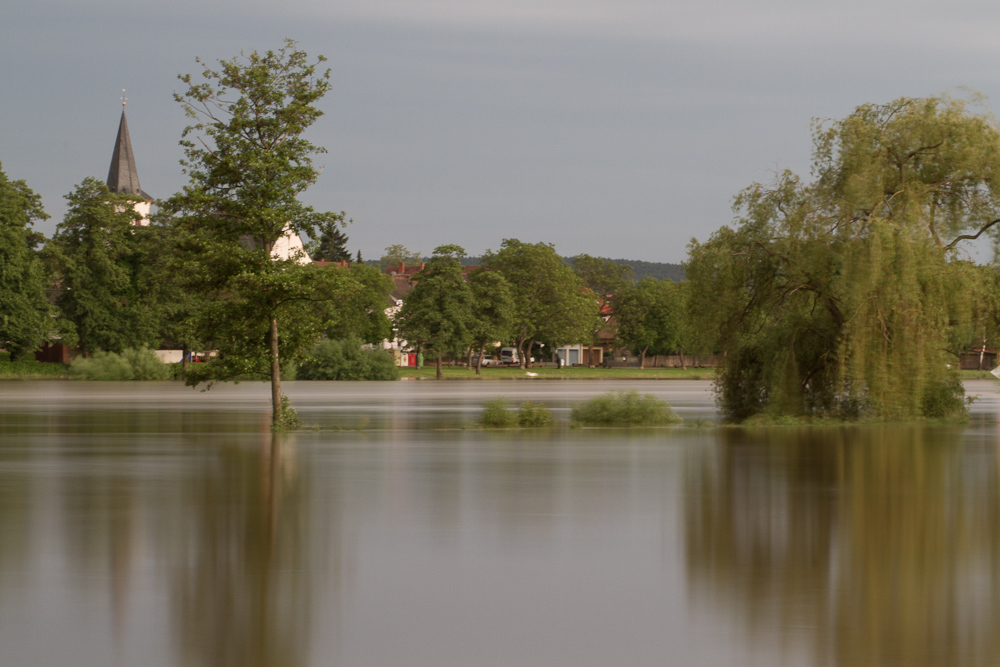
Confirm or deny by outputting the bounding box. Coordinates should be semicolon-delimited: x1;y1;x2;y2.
571;390;682;426
480;397;517;427
297;338;399;381
517;401;554;427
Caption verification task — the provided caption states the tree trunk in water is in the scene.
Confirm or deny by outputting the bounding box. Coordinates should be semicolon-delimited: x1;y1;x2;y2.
269;316;282;426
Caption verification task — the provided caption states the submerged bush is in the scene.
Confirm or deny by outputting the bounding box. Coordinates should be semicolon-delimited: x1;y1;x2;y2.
68;348;171;381
516;401;554;427
571;390;682;426
297;338;399;381
480;398;554;428
480;397;517;427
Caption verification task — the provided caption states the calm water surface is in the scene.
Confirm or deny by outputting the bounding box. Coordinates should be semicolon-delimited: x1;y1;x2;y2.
1;379;999;666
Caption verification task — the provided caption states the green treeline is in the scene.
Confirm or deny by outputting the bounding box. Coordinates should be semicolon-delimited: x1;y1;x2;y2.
2;42;998;427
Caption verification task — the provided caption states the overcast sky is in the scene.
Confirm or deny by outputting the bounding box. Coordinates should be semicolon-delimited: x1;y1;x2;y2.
3;0;1000;263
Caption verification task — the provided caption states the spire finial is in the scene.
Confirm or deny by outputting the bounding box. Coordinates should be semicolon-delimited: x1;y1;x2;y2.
121;89;127;107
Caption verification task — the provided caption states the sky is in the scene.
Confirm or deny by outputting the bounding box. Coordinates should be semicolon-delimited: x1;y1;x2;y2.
3;0;1000;263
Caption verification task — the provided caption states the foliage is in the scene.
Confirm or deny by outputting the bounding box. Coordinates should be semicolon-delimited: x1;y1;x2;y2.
273;394;301;430
163;40;348;426
297;337;399;380
479;397;554;428
380;244;422;271
68;347;171;381
44;178;161;355
0;163;51;360
0;356;67;379
687;95;1000;422
570;390;682;426
480;397;518;427
394;245;476;379
310;213;351;262
320;262;394;344
515;401;554;427
572;253;634;294
484;239;597;368
467;268;515;374
614;277;684;368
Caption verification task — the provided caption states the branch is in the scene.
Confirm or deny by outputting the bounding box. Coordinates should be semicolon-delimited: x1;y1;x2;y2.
944;218;1000;251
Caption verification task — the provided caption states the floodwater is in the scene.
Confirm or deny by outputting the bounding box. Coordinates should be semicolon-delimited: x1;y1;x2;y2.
1;379;1000;666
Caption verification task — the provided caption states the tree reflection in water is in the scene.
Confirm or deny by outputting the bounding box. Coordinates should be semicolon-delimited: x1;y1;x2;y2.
685;426;1000;667
158;432;313;667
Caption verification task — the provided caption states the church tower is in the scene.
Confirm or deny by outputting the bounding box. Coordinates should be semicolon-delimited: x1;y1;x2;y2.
107;100;153;224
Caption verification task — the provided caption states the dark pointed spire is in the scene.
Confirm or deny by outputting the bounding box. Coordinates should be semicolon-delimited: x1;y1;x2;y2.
107;108;151;200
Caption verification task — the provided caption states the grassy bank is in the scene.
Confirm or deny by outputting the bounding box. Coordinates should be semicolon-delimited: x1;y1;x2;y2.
398;366;715;380
0;358;69;380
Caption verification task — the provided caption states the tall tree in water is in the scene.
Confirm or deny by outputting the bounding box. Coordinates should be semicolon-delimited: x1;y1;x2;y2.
0;164;50;359
163;40;352;427
687;95;1000;421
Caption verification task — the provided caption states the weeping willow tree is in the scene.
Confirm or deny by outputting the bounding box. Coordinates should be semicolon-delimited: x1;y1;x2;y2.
687;95;1000;422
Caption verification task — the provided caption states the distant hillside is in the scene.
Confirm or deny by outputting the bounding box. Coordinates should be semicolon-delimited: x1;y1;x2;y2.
610;259;685;282
368;256;684;282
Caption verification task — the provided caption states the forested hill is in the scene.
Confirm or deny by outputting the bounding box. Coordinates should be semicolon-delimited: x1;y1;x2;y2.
369;256;685;282
609;259;685;282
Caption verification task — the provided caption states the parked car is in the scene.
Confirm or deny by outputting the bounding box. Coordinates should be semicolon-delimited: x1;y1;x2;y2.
472;354;498;367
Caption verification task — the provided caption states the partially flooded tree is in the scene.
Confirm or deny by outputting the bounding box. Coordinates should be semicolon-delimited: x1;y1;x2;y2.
687;95;1000;421
164;40;350;427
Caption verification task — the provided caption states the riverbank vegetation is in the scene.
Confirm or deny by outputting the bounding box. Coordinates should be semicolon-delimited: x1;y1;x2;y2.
687;95;1000;423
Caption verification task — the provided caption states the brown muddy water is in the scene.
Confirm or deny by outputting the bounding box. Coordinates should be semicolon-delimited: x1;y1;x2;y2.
1;379;999;666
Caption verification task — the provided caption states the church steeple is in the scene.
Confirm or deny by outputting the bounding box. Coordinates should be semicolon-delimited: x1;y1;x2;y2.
107;105;151;200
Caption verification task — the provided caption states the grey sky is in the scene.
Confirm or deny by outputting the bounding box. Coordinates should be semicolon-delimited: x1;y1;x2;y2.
3;0;1000;263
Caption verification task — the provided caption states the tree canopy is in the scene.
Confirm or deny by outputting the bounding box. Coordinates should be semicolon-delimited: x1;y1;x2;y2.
163;40;347;426
380;244;423;271
310;213;351;262
394;245;476;379
614;277;683;369
687;95;1000;422
484;239;596;368
44;178;160;356
0;164;50;360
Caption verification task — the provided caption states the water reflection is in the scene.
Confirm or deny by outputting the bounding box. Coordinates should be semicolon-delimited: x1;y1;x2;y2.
685;426;1000;667
157;433;314;667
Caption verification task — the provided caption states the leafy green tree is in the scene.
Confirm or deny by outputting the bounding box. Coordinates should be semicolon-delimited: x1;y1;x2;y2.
44;178;160;356
163;40;349;427
380;244;422;271
687;95;1000;421
310;213;351;262
0;164;50;360
467;268;514;375
321;262;394;344
483;239;596;368
614;277;683;369
394;244;476;379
